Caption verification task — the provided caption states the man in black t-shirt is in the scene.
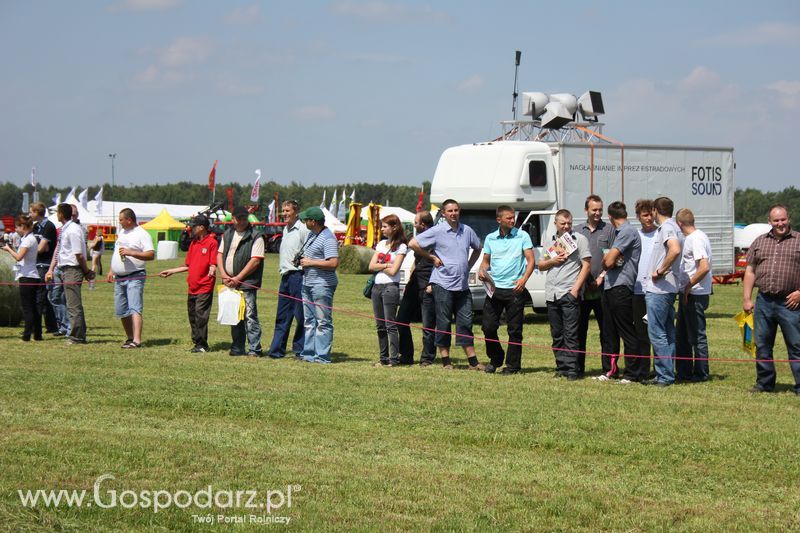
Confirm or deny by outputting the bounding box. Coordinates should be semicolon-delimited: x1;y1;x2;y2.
396;211;436;365
29;202;59;333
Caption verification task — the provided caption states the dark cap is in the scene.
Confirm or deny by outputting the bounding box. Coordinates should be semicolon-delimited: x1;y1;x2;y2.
299;206;325;222
232;206;250;219
190;214;210;228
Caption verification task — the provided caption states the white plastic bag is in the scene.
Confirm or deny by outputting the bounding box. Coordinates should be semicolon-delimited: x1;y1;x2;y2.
217;286;244;326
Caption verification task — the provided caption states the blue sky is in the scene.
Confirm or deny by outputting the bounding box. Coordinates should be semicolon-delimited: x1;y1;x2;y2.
1;1;798;191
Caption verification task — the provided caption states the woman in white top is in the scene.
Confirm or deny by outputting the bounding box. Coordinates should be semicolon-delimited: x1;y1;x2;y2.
2;215;42;341
368;214;408;367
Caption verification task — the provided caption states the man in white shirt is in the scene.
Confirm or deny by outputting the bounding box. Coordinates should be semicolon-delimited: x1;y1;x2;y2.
107;208;154;349
45;203;94;344
675;208;713;382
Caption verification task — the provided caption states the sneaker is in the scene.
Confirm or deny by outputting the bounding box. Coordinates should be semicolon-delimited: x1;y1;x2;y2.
442;364;454;370
468;363;486;371
500;367;519;375
567;374;579;382
420;361;433;367
52;331;66;337
373;361;393;368
642;379;671;388
618;378;634;384
749;385;769;393
593;374;612;382
306;356;331;364
484;364;497;374
189;345;204;353
65;338;87;345
229;351;246;356
247;350;262;357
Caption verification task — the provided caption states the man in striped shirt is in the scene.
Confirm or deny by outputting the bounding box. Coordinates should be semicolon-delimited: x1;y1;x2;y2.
743;204;800;395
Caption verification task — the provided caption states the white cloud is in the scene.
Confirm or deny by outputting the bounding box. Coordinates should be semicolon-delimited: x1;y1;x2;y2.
132;65;186;88
216;79;265;96
113;0;181;11
679;66;721;91
158;37;211;67
706;22;800;46
767;80;800;109
456;74;484;92
222;4;262;24
330;1;449;23
293;105;336;121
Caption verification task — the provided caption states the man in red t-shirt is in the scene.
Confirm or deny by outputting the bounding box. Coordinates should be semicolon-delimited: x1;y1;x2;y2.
160;215;218;352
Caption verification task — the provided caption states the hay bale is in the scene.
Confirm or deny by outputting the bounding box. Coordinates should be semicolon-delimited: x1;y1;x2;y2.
338;245;374;274
0;253;22;327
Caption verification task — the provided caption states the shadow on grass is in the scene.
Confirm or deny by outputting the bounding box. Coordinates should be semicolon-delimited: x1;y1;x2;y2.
141;338;175;348
330;352;370;363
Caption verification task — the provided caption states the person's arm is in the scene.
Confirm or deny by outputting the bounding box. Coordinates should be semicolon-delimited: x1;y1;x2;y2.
477;253;491;281
301;256;339;270
217;252;230;281
513;248;536;293
383;252;406;277
408;237;442;268
652;238;681;280
742;265;756;313
46;242;59;281
37;236;50;254
75;252;94;279
368;249;383;273
159;266;189;277
602;247;622;270
3;243;29;262
571;258;591;298
120;248;155;261
231;257;263;287
539;250;567;271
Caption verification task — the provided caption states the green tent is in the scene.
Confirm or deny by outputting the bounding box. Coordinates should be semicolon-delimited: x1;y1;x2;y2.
141;208;186;243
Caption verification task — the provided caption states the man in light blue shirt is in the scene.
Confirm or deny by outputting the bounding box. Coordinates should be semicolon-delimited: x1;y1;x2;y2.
478;205;535;374
409;199;483;370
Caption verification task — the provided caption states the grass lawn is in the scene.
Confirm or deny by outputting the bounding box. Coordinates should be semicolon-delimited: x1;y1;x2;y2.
1;253;799;531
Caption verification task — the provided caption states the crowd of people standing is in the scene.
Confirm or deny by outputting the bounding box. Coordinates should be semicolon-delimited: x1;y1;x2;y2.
3;198;799;395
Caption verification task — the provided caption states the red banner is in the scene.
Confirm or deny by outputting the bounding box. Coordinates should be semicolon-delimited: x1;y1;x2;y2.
207;160;218;191
226;187;234;211
415;186;424;212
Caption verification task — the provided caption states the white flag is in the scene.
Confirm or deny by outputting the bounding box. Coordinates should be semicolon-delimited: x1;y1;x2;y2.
267;199;276;223
250;169;261;202
66;187;76;201
30;167;37;188
22;192;29;213
320;190;326;209
338;196;347;222
78;188;89;210
94;187;104;215
329;189;337;217
350;189;356;202
52;192;61;206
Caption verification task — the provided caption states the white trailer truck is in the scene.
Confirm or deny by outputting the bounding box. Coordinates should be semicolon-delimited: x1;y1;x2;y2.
400;120;734;312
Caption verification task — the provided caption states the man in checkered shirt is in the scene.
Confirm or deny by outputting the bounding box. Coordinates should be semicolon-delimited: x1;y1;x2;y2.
743;204;800;395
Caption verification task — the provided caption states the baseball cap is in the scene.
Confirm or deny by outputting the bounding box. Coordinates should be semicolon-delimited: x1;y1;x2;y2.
299;206;324;222
190;214;210;227
232;206;250;219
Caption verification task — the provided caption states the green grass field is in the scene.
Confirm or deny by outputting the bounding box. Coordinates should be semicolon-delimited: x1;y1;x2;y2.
1;253;799;531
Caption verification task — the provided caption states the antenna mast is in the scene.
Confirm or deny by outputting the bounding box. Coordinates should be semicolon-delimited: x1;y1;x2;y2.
511;50;521;120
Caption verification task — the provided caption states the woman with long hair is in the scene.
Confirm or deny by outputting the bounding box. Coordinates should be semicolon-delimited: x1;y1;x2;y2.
368;214;408;366
2;214;43;341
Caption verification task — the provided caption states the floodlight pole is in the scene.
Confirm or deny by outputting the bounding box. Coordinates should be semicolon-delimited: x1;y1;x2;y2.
511;51;521;120
108;153;116;223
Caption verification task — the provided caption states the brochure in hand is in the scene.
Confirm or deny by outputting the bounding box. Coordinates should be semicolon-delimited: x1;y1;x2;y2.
544;232;578;260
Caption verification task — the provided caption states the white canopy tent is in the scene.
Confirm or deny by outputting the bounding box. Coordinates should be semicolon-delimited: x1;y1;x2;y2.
734;223;771;249
48;196;207;227
320;206;347;233
378;206;416;223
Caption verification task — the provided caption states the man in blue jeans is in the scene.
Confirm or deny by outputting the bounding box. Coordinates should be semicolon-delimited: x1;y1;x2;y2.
218;206;265;356
743;204;800;395
675;208;713;382
643;197;683;387
267;200;308;358
297;206;339;364
408;199;484;370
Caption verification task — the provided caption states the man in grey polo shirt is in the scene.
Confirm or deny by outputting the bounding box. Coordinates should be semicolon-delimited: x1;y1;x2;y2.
538;209;591;380
597;201;641;382
408;199;484;370
643;196;684;387
577;194;615;376
267;200;309;358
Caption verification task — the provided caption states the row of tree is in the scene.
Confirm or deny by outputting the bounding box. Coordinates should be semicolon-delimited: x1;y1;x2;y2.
0;181;430;218
1;181;798;225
